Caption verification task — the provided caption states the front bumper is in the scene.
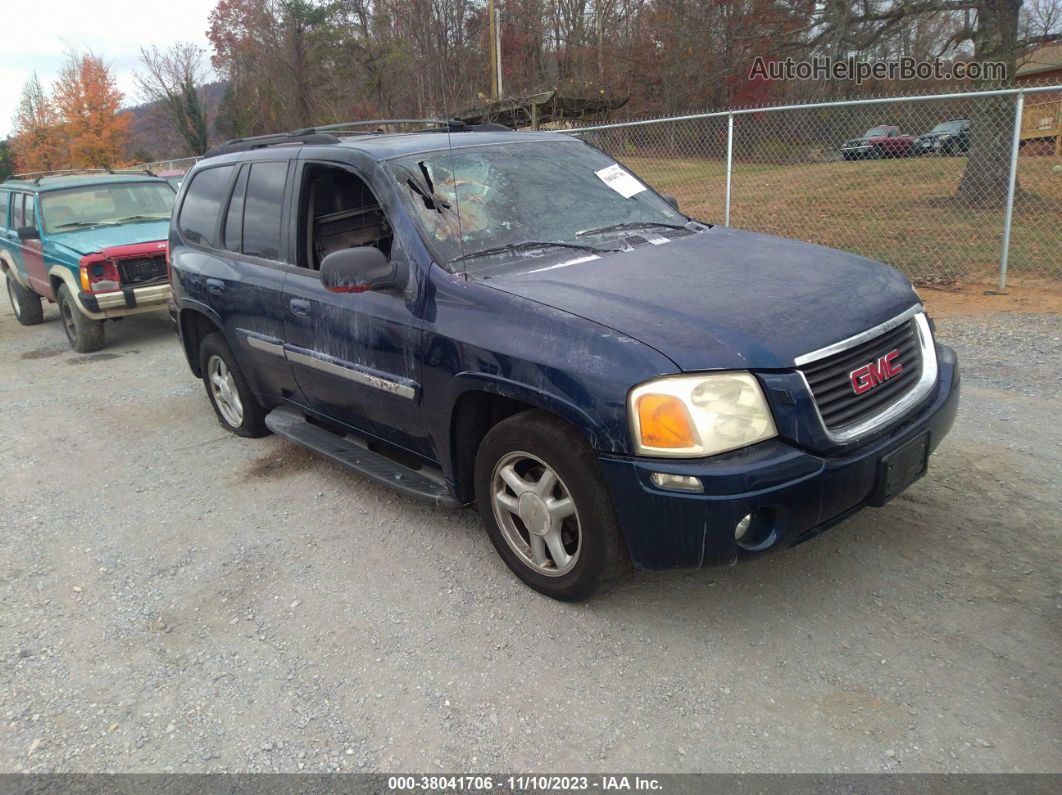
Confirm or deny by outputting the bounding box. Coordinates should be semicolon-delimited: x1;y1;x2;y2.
79;282;172;318
598;344;960;569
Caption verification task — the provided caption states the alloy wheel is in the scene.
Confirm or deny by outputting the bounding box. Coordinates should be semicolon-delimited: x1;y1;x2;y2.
207;354;244;428
490;451;581;577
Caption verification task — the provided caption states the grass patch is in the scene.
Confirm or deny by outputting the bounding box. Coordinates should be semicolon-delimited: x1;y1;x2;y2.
621;155;1062;284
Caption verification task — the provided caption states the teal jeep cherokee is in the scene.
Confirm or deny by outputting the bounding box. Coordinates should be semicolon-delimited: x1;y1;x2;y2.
0;171;176;352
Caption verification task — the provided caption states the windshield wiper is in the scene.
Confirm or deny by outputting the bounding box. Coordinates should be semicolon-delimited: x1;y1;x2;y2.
53;221;117;230
576;220;690;237
452;240;617;264
115;214;170;223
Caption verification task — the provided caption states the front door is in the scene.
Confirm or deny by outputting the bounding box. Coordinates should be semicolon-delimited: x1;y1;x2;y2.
17;194;50;298
282;159;429;457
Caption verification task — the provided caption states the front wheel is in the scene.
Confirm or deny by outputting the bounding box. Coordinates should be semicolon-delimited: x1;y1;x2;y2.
6;274;44;325
198;332;269;437
475;410;632;601
57;284;104;352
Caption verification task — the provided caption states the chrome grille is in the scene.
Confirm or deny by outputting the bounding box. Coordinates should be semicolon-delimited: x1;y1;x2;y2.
799;318;923;432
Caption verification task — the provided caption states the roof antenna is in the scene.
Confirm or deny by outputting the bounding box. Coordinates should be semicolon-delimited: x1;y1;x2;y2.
439;75;465;276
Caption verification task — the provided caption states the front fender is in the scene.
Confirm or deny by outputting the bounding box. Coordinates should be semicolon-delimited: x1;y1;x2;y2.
448;371;608;450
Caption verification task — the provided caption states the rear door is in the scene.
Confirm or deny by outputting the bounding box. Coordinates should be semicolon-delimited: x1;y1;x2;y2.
174;160;297;401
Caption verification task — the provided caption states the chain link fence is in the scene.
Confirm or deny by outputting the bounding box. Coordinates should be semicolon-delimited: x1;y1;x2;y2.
140;156;200;176
570;84;1062;288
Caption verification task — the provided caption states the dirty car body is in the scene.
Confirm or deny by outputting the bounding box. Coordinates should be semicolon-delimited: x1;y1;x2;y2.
0;173;176;351
169;127;959;599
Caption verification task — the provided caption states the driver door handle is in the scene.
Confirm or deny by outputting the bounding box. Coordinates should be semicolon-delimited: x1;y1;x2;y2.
289;298;312;317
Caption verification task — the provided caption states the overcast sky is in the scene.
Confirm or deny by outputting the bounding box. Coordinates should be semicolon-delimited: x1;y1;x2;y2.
1;0;218;138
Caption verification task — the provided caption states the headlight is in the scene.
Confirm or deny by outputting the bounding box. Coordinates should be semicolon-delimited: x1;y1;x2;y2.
628;372;777;458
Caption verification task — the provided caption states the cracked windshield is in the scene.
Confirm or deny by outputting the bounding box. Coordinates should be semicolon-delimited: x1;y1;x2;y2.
40;182;176;233
390;140;690;272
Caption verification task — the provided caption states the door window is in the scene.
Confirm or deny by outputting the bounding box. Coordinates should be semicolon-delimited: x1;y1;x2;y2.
22;195;36;229
296;163;393;270
242;161;287;261
178;165;235;248
0;192;9;230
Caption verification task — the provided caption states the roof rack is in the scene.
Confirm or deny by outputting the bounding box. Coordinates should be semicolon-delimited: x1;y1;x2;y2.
204;131;343;158
9;167;159;185
203;118;515;159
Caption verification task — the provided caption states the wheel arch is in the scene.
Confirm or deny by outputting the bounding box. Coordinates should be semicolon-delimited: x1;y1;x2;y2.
178;304;225;378
446;375;609;505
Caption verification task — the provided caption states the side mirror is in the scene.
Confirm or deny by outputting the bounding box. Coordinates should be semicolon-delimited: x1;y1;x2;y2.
660;193;680;211
17;226;39;241
320;247;408;293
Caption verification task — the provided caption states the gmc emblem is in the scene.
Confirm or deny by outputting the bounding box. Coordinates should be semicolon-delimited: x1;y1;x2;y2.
850;350;903;395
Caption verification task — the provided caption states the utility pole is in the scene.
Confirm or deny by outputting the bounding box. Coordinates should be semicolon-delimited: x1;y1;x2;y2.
495;7;504;99
488;0;498;100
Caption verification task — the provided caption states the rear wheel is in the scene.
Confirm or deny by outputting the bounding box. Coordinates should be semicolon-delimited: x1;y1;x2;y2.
198;332;268;437
6;274;44;326
57;284;104;352
475;410;632;601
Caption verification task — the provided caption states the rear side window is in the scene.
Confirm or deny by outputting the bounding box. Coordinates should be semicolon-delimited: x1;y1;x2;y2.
0;192;9;229
178;165;235;247
242;162;287;261
222;166;249;253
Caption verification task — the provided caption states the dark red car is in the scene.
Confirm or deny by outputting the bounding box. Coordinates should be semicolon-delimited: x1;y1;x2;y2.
841;125;915;160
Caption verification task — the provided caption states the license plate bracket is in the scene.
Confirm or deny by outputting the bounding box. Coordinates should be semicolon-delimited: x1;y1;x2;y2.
871;433;930;506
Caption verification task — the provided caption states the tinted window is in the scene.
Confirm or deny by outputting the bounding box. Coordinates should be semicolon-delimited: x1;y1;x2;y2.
0;192;8;229
242;162;287;260
223;166;249;253
178;165;235;247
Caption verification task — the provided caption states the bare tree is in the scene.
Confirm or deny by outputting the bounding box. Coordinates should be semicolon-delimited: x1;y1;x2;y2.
135;43;211;155
789;0;1062;206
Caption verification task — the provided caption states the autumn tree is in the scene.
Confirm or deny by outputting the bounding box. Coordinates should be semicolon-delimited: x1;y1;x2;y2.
53;51;131;168
10;74;65;173
135;43;211;156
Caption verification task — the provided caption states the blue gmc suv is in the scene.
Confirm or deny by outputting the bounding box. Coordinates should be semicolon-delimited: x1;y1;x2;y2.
168;121;959;600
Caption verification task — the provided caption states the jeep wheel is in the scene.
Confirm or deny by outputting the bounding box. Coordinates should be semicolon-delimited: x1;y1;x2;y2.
475;410;632;601
57;284;104;352
198;332;268;437
6;274;44;326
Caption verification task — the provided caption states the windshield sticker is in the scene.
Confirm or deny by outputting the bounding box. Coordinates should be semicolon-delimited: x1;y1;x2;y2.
595;164;647;199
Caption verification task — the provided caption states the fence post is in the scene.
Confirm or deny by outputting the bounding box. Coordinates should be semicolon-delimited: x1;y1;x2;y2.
725;112;734;226
999;89;1025;291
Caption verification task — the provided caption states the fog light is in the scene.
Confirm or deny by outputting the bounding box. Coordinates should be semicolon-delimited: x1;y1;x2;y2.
650;472;703;493
734;513;752;540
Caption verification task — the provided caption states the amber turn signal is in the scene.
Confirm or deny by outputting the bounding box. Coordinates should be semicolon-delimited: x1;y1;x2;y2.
636;394;697;449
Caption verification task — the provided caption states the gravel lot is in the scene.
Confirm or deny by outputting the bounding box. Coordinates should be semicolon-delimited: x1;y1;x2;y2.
0;288;1059;774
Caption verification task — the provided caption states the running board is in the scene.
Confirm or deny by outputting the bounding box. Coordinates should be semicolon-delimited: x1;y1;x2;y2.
264;407;459;508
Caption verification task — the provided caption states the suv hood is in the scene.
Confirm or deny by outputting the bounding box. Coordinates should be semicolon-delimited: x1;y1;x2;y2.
479;227;919;371
48;221;170;256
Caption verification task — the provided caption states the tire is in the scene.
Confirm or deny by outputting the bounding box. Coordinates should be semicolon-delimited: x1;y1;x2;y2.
475;410;632;601
6;273;44;325
871;145;884;160
57;284;104;352
841;152;851;161
198;332;269;438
